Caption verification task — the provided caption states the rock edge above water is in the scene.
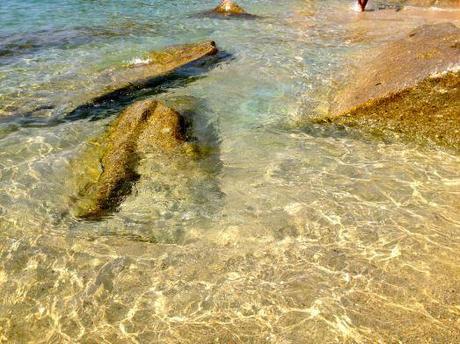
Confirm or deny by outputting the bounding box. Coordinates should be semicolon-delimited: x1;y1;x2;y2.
73;41;218;110
317;71;460;150
197;0;257;19
316;23;460;150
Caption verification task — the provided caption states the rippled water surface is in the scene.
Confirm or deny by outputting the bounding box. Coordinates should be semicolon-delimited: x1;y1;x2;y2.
1;0;459;342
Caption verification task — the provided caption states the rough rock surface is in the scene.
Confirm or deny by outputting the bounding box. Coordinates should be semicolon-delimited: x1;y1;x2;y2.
330;23;460;115
319;72;460;149
75;41;218;107
72;100;189;219
315;23;459;150
214;0;247;15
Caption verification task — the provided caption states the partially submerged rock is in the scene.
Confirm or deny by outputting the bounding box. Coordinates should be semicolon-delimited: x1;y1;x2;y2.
101;40;217;98
214;0;247;15
315;23;460;150
319;72;460;149
69;41;218;112
199;0;257;19
71;100;192;219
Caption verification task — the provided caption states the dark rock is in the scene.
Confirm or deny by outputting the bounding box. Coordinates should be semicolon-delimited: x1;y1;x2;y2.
315;23;460;150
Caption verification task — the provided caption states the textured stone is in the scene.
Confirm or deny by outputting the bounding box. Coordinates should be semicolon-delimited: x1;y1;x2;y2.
197;0;257;19
72;100;189;219
315;23;460;150
213;0;248;15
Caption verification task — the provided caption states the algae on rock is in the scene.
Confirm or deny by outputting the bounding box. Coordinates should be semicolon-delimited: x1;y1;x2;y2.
317;72;460;150
71;100;194;219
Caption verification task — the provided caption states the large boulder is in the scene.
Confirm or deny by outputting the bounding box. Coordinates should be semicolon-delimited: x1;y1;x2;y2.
71;100;192;219
315;23;460;150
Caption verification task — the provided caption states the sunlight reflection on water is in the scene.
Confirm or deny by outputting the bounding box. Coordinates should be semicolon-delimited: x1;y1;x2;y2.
0;0;459;342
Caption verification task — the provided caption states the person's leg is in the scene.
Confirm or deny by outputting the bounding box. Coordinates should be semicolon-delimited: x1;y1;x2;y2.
358;0;369;11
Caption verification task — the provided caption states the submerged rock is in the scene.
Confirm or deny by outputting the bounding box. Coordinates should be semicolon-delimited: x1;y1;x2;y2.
315;23;460;150
72;100;192;219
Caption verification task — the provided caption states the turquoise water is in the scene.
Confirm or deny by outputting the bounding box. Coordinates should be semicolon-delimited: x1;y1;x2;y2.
1;0;459;342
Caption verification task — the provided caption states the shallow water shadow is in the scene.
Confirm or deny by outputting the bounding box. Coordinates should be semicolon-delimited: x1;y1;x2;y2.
65;50;232;122
0;50;233;136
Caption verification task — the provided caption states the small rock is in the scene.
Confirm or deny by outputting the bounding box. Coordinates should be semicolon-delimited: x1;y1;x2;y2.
213;0;248;15
196;0;257;19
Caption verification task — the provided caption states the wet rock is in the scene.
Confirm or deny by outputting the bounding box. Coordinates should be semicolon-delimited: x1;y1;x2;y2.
320;72;460;149
315;23;460;150
199;0;257;19
213;0;248;15
69;41;218;113
145;41;218;74
72;100;191;219
99;40;217;97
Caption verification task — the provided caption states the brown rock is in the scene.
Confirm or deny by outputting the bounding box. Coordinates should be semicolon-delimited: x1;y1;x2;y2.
331;23;460;115
71;41;218;109
314;23;460;150
405;0;460;7
198;0;257;19
104;40;217;95
213;0;248;15
72;100;190;219
320;71;460;149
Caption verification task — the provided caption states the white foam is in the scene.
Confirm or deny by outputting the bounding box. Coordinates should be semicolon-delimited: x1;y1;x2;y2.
430;63;460;78
127;57;152;66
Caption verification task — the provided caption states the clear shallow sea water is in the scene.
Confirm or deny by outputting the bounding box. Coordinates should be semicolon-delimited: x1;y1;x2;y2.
0;0;459;342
